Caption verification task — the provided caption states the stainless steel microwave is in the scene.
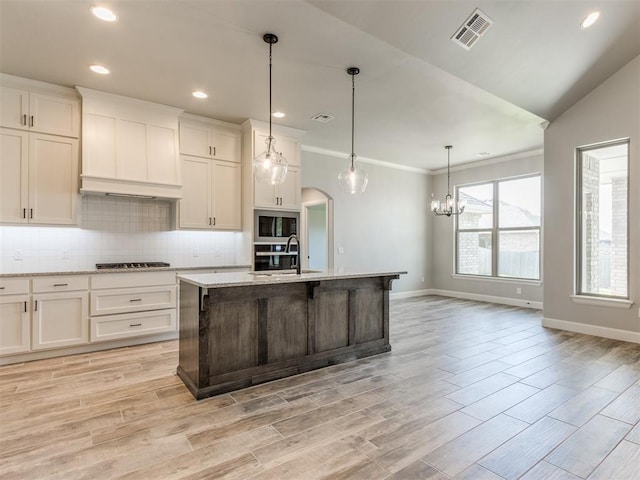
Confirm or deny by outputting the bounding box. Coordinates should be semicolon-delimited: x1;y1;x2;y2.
254;210;299;242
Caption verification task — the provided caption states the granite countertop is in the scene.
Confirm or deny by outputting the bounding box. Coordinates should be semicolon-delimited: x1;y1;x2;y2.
177;269;407;288
0;265;251;278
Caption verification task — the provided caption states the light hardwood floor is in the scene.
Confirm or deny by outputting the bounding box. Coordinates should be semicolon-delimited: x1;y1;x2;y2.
1;296;639;479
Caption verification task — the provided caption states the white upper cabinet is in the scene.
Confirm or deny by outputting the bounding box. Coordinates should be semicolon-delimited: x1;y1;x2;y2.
0;83;80;138
179;115;240;163
179;156;241;230
0;128;79;225
242;119;304;212
77;87;183;199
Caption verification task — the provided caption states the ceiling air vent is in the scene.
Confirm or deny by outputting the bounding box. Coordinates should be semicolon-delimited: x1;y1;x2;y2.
311;113;334;123
451;8;493;50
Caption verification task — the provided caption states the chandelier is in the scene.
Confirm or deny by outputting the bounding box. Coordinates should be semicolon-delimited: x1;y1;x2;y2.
431;145;465;216
338;67;368;195
253;33;288;185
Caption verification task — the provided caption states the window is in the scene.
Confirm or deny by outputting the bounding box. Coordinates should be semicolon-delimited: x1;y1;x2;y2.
456;175;541;280
577;139;629;299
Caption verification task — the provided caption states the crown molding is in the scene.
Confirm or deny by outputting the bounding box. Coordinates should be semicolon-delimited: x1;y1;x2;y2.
302;144;543;176
301;145;430;175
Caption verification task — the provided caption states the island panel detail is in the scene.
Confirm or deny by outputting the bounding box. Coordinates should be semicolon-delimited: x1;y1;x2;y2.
177;273;400;399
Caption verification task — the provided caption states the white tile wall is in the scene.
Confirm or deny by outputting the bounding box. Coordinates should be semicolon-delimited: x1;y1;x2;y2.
0;196;240;273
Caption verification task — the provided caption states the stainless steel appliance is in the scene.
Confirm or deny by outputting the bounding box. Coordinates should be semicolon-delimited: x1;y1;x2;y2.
254;243;298;272
254;210;299;242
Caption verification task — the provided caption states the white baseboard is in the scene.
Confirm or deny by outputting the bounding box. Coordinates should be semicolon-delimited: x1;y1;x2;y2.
390;288;542;310
542;317;640;344
390;289;435;300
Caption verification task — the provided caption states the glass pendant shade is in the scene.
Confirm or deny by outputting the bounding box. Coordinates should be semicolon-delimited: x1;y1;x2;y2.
432;145;465;217
339;67;368;195
338;155;368;194
254;33;288;185
254;136;288;185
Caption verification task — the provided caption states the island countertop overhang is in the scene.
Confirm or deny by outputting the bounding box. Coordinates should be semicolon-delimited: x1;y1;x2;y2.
177;269;407;288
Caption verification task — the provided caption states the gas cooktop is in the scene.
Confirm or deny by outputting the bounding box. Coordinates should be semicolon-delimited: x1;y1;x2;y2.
95;262;170;270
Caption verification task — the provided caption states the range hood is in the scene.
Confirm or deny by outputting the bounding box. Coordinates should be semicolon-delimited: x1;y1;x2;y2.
77;87;183;200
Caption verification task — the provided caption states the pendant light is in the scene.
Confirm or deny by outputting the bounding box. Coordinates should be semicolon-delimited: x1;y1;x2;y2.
338;67;368;195
431;145;466;217
253;33;288;185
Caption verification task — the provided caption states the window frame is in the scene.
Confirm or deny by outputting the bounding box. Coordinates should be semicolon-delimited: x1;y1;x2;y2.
575;138;630;300
455;173;542;281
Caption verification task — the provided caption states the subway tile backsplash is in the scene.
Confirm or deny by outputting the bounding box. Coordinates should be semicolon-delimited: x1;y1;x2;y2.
0;196;240;274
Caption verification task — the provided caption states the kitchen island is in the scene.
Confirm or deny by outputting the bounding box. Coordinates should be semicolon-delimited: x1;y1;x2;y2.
177;270;404;399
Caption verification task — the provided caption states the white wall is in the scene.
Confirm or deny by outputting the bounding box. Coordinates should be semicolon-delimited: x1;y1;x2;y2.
0;195;239;274
543;55;639;340
307;204;328;270
430;152;544;306
301;150;431;294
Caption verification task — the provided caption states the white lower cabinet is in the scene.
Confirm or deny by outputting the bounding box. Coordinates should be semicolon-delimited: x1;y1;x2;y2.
91;309;176;342
89;271;177;343
32;291;89;350
0;295;30;355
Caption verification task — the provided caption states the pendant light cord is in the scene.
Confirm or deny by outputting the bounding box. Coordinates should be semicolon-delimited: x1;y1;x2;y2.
351;72;355;169
447;147;451;195
268;40;273;146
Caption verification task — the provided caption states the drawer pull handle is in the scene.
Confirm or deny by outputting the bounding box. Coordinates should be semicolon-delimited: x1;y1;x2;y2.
30;115;34;127
24;301;27;313
53;283;68;287
0;287;5;290
129;298;142;302
34;300;38;311
22;114;27;126
129;323;142;327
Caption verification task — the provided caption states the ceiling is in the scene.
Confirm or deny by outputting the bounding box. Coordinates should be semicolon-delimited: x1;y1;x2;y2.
1;0;638;171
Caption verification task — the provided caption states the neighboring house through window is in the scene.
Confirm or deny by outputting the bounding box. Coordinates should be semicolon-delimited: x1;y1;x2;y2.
576;139;629;299
455;175;541;280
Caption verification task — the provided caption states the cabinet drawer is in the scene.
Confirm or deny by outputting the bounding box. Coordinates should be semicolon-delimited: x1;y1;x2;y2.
90;309;176;342
32;275;88;293
0;278;30;296
90;285;176;316
91;271;176;290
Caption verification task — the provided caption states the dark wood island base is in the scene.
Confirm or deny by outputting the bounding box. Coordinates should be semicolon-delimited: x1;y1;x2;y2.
177;273;400;399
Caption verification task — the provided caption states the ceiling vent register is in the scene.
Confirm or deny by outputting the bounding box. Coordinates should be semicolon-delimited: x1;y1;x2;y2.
311;113;335;123
451;8;493;50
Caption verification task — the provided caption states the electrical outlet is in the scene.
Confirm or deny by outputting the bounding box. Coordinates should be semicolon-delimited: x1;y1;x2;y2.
338;247;344;254
14;249;23;260
516;287;522;295
62;249;69;259
192;249;199;257
215;249;221;257
421;276;425;282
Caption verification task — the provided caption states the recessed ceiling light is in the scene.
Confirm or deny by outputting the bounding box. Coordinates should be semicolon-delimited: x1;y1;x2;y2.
580;11;600;29
89;64;110;75
192;91;208;99
91;6;117;22
475;152;491;157
272;112;285;118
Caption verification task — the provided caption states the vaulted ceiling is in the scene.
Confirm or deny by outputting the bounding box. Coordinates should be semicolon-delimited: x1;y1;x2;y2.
1;1;638;170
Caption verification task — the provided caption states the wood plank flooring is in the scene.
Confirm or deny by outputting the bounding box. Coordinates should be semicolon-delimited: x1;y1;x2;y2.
1;295;639;479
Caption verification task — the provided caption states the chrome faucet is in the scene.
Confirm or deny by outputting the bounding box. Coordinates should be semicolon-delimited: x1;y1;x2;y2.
285;234;301;274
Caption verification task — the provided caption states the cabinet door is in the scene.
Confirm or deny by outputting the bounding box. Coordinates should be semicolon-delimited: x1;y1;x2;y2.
147;124;179;185
179;157;211;229
0;128;29;223
278;168;301;210
28;133;78;225
211;161;241;230
32;292;88;350
29;93;79;138
179;121;210;158
0;86;29;131
254;179;277;209
211;128;239;163
0;295;30;356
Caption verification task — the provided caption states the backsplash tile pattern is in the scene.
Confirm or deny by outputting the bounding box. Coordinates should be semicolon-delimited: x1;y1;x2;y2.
0;196;239;274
